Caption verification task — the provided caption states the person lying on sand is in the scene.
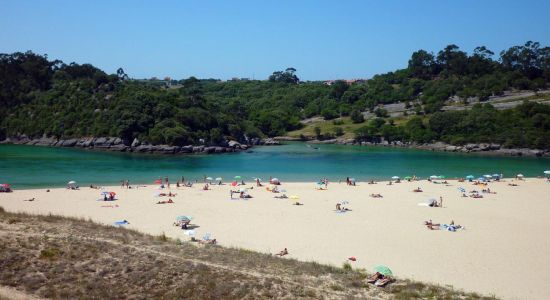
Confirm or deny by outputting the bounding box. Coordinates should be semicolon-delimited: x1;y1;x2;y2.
370;193;383;198
367;272;383;284
293;202;303;206
274;194;288;199
413;187;423;192
157;199;174;204
198;238;217;245
387;181;393;185
23;198;35;201
367;273;393;287
508;183;518;186
368;180;377;184
470;194;483;198
240;192;252;198
101;204;119;208
275;248;288;256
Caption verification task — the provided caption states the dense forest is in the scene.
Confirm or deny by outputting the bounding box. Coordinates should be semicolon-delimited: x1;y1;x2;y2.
1;41;549;149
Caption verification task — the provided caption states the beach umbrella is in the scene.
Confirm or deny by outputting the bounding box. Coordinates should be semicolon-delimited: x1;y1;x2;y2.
349;178;356;182
101;191;109;195
206;177;213;181
391;176;399;180
374;265;393;277
231;181;238;187
438;175;446;179
404;176;412;180
215;177;223;181
429;175;438;179
234;175;242;180
544;171;550;175
290;195;299;199
154;179;162;184
466;175;474;179
483;174;492;178
68;180;76;184
517;174;524;178
492;174;500;178
176;215;193;221
271;178;280;184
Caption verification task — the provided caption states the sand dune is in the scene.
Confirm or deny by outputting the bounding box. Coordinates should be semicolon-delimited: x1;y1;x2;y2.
2;178;549;299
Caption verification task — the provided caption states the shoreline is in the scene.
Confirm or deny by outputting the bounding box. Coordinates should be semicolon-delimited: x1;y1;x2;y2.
275;136;550;157
2;178;550;299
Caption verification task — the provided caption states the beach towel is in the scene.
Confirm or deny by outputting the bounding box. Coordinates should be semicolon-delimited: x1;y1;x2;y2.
114;220;129;226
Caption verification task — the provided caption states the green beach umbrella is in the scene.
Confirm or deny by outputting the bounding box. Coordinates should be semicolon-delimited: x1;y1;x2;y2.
234;175;242;179
438;175;446;179
404;176;412;180
466;175;474;179
374;265;393;277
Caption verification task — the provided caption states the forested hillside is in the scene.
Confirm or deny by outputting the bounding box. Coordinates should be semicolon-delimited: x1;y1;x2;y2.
1;41;549;149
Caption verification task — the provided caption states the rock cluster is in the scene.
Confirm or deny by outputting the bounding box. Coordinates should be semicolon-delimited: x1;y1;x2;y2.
0;135;281;155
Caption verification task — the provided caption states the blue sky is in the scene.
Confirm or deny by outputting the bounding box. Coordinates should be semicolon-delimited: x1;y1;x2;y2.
1;0;549;80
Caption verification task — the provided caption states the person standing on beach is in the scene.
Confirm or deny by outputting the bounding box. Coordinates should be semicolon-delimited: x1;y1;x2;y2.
439;196;443;208
165;176;169;188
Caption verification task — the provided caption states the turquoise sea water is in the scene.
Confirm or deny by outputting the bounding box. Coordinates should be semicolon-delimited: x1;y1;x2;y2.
1;143;549;189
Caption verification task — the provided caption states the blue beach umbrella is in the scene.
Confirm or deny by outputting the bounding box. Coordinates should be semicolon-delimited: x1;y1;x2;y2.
466;175;474;179
176;215;193;221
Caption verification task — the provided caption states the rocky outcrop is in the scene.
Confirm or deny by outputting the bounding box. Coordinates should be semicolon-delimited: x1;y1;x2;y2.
0;135;270;155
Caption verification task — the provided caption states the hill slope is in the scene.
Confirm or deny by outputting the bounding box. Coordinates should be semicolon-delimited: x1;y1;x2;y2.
0;208;496;299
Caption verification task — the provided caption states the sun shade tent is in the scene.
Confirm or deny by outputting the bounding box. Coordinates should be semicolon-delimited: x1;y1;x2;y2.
270;178;280;184
67;181;78;188
391;176;399;180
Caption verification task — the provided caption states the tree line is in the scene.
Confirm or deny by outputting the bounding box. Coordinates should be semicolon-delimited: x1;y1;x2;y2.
1;41;549;148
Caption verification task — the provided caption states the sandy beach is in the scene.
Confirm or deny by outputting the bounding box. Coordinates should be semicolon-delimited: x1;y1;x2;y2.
2;178;550;299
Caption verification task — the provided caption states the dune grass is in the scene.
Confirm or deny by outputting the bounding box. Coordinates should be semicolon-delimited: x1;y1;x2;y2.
0;207;498;299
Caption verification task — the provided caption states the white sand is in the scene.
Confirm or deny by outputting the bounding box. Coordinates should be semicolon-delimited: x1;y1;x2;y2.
2;178;550;299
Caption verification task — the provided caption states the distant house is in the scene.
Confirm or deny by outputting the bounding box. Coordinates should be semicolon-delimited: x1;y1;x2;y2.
323;79;367;86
